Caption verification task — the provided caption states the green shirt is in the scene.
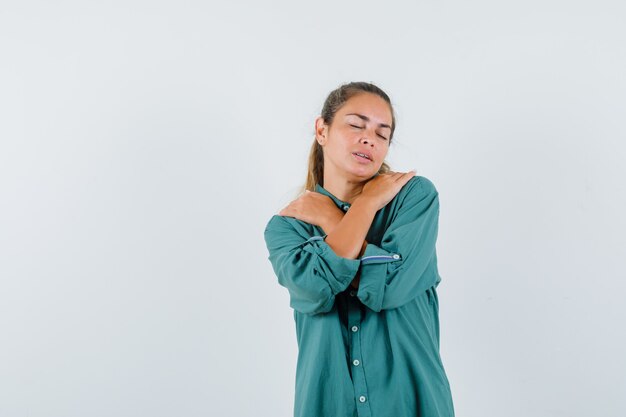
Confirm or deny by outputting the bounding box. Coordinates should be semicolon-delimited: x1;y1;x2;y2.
263;175;455;417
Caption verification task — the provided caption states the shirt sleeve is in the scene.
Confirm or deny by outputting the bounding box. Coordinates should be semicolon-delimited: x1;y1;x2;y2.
356;176;441;312
264;215;361;315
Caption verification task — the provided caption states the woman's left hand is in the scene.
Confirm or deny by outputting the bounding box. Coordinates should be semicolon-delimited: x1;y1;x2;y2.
279;190;343;233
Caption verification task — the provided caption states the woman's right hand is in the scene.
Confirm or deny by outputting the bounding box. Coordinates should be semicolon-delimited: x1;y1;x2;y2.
358;170;417;211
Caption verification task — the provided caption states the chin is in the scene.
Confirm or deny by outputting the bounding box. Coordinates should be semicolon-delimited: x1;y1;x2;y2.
346;167;375;179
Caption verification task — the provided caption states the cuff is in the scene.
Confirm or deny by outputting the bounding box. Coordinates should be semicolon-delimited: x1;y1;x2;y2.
301;235;361;293
356;243;403;311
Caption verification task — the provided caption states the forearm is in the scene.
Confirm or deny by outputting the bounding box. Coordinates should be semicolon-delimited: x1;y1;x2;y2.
357;238;367;257
322;218;369;258
324;197;377;260
348;239;368;289
323;211;369;290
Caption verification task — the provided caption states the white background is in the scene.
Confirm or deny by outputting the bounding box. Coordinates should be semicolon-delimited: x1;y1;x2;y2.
1;1;625;416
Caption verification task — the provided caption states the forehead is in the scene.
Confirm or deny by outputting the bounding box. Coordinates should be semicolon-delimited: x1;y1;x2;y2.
338;93;392;126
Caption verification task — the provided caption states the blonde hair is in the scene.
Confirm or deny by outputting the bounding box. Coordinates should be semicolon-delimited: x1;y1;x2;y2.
300;81;396;196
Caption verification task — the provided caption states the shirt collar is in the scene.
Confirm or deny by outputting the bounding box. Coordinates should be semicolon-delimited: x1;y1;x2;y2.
315;183;351;210
314;172;380;212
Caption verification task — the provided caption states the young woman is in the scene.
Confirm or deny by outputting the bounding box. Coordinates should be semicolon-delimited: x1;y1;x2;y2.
264;81;455;417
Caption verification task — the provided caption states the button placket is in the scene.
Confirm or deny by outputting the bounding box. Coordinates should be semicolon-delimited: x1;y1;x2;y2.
347;295;372;416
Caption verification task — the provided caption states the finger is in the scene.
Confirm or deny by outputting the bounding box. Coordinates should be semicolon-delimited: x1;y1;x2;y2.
399;169;416;176
401;170;417;184
391;170;414;184
391;171;408;181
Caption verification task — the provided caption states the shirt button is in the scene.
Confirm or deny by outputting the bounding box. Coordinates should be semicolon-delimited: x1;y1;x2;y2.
392;254;400;259
359;396;367;403
349;290;356;296
351;325;358;332
353;359;360;366
342;205;349;211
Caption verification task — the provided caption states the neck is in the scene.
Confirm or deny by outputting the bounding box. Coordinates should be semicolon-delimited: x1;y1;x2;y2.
322;172;367;204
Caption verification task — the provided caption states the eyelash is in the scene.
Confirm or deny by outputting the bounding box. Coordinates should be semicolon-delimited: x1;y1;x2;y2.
349;124;388;141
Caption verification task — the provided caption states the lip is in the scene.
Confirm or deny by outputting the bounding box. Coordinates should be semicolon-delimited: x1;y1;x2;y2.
352;153;373;164
352;150;373;162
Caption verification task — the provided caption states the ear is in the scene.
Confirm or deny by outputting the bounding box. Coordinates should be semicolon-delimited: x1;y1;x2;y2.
314;116;327;146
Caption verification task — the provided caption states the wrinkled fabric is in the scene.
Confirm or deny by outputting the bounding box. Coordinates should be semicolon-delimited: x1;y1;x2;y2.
264;175;455;417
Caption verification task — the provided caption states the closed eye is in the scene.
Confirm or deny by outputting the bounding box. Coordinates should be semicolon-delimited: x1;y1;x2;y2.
350;124;388;141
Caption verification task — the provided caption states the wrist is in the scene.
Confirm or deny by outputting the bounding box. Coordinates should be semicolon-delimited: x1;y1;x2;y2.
321;210;344;235
353;194;379;215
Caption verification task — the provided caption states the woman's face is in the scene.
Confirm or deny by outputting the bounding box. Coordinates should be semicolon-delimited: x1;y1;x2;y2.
315;92;392;181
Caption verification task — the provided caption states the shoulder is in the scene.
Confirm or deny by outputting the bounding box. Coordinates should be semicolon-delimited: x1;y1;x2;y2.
401;175;438;200
264;213;312;240
392;175;440;220
263;215;293;247
264;214;289;234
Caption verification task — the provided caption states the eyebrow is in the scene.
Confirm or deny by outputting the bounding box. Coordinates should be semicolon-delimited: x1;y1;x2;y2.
345;113;392;130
